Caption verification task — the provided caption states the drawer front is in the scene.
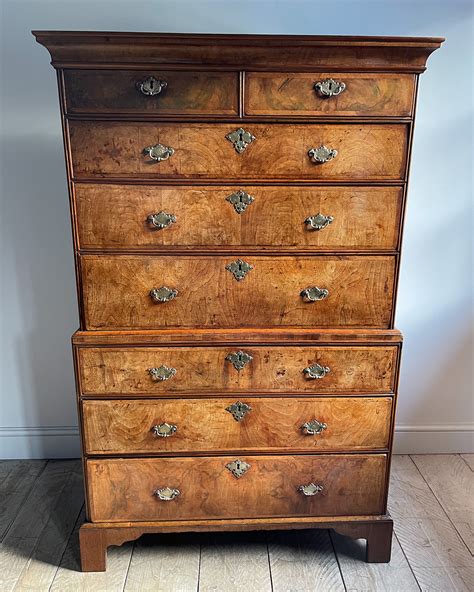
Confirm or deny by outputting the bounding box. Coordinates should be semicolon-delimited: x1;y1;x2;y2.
86;454;387;522
81;255;396;330
78;345;397;395
245;73;415;117
82;397;393;454
69;122;408;181
75;184;402;251
64;70;239;115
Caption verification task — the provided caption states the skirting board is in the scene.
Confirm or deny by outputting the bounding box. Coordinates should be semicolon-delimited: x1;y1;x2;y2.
0;425;473;459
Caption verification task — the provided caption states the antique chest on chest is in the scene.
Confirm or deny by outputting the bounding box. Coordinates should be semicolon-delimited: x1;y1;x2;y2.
34;31;442;571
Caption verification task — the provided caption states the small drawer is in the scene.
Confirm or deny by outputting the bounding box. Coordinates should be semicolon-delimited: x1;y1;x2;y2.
75;184;402;252
63;70;239;115
69;122;408;181
245;72;415;117
78;345;398;396
82;397;393;455
86;454;387;522
80;254;396;330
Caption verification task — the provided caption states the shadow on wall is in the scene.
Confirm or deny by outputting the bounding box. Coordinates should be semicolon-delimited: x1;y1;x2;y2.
2;132;78;456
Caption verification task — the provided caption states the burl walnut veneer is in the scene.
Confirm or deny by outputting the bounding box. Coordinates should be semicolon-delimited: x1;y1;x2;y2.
34;31;443;571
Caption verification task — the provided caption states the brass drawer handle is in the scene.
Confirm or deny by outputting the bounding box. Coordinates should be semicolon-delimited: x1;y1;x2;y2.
301;287;329;302
150;286;178;303
302;419;328;435
308;145;337;164
154;487;180;501
314;78;346;97
143;143;175;162
305;213;334;231
298;482;324;496
136;76;167;96
226;401;252;422
147;211;176;230
148;365;177;381
226;350;253;371
303;363;330;380
226;128;256;153
151;422;177;438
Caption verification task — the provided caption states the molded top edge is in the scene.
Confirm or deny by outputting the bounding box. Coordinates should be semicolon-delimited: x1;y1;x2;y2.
32;31;445;45
32;31;443;72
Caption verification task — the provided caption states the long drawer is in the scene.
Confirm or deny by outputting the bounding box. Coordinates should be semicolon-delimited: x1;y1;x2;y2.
75;184;402;251
81;255;396;330
64;70;239;115
78;345;398;395
82;397;392;455
86;454;387;522
69;122;408;180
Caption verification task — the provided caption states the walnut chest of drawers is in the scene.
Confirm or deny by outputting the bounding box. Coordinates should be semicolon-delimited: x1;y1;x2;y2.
34;31;442;571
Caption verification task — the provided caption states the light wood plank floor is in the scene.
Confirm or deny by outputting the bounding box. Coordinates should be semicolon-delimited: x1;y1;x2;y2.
0;455;472;591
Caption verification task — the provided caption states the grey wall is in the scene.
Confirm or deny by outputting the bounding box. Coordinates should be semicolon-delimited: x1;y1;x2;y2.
1;0;472;457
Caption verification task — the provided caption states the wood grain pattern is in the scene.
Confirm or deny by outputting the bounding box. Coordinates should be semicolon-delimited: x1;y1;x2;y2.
78;345;398;395
72;327;403;345
69;122;408;181
81;254;396;330
199;532;272;592
82;397;393;454
12;462;84;591
389;456;473;592
64;69;239;115
86;454;387;522
1;456;468;584
33;32;444;73
245;72;415;117
331;529;420;590
52;507;134;588
0;461;81;590
412;454;474;554
76;514;394;572
75;184;403;251
123;533;200;591
268;529;345;591
30;30;441;570
0;460;46;540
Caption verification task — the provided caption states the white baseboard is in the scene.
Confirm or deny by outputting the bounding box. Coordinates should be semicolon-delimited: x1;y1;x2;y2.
393;424;474;454
0;425;473;459
0;427;81;459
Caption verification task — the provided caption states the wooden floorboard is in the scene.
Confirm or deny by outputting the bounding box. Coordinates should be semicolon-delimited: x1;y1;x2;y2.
268;528;345;591
0;460;78;591
0;455;472;591
412;454;474;555
331;529;420;591
123;533;200;592
0;460;47;541
13;460;84;591
199;531;272;592
460;454;474;471
50;507;133;591
390;455;473;592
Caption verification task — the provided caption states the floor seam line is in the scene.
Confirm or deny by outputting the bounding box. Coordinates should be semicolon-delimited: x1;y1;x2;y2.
409;454;473;557
0;460;49;543
328;529;348;592
265;532;274;592
122;538;135;591
393;529;422;591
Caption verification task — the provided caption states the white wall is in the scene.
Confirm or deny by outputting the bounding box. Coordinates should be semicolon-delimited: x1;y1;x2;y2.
0;0;472;458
